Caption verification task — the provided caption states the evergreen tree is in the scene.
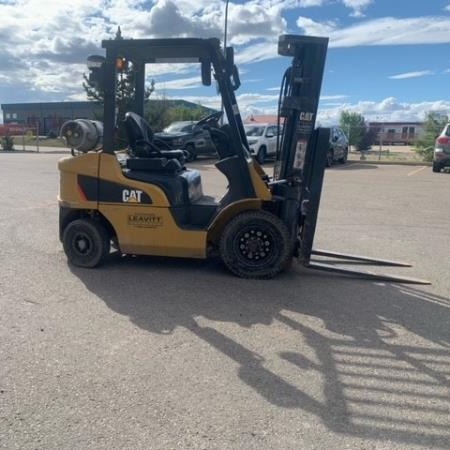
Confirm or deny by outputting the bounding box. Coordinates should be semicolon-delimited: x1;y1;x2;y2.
82;27;155;146
339;111;374;151
415;112;448;161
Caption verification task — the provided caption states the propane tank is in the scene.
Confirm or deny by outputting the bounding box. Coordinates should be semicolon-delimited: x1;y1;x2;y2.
60;119;103;152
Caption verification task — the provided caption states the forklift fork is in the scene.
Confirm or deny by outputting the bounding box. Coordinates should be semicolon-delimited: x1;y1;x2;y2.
300;129;430;285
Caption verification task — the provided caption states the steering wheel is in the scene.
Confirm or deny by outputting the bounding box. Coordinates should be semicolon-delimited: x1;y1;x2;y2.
195;111;223;128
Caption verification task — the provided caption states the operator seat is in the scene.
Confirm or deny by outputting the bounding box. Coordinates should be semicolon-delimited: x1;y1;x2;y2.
123;111;186;173
123;112;185;161
122;112;205;208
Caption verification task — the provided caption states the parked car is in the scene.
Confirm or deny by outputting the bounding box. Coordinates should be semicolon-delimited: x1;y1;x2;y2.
244;123;282;164
433;123;450;173
154;118;218;162
324;126;349;166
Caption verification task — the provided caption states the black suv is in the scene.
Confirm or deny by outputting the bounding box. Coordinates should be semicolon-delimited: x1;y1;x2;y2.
154;114;219;162
324;126;349;166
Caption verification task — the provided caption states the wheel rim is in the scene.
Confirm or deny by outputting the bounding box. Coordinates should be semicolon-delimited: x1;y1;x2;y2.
233;224;278;267
71;231;94;257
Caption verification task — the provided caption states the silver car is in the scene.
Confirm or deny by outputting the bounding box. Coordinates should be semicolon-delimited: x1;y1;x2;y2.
325;126;349;167
244;123;282;164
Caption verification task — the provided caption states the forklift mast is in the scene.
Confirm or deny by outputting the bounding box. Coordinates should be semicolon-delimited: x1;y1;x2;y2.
274;35;328;181
271;35;429;284
271;35;329;260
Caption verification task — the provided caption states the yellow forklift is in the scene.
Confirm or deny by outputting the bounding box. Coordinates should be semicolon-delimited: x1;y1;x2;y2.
58;35;428;283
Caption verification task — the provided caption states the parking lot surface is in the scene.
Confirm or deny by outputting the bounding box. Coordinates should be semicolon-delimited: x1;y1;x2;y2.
1;153;449;449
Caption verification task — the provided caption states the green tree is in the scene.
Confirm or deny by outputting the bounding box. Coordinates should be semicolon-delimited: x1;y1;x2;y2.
146;97;172;132
82;63;155;123
82;27;155;147
1;134;15;151
339;110;374;151
415;112;448;162
146;100;216;132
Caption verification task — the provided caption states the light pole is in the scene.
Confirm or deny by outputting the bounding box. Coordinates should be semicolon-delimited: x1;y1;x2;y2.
376;116;383;160
220;0;230;125
224;0;230;51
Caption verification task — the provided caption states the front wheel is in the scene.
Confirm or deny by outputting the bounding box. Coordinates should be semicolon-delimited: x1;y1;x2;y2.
219;210;293;279
256;146;267;164
338;148;348;164
62;218;110;268
326;149;334;167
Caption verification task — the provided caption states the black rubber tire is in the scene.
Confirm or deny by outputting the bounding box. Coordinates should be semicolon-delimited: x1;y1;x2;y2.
338;148;348;164
432;162;441;173
326;149;333;167
256;146;267;164
219;210;293;279
184;144;197;162
63;218;110;268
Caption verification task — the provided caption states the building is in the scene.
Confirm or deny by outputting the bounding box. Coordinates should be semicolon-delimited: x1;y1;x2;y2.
368;121;424;146
1;102;103;136
1;100;215;136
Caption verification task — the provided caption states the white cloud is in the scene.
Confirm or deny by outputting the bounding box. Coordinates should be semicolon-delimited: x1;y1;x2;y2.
226;3;286;45
318;97;450;125
321;95;349;100
296;16;450;47
389;71;433;80
156;76;203;90
296;17;337;36
300;0;326;6
234;39;280;64
162;91;450;126
445;4;450;11
342;0;373;17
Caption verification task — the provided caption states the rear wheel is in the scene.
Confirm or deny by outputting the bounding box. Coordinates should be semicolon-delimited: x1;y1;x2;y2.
256;146;267;164
184;144;197;162
219;210;292;279
432;162;441;173
63;218;110;268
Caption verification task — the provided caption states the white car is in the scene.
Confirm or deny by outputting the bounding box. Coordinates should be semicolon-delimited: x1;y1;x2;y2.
244;123;282;164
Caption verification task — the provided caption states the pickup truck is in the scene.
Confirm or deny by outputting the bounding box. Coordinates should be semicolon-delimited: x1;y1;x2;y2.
154;119;218;162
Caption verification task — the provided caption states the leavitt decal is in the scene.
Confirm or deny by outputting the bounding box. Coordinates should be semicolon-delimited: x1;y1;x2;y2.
128;214;163;228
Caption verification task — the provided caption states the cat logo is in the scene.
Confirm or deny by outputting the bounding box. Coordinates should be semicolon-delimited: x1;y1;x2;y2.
122;189;143;203
299;112;314;121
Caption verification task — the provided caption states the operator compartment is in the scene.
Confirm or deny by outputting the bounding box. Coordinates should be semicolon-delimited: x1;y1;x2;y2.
120;111;218;228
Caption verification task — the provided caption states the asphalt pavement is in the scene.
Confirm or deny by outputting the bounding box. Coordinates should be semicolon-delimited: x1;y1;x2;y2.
0;153;449;449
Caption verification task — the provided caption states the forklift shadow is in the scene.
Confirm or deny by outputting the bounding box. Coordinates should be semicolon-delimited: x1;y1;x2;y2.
70;257;450;447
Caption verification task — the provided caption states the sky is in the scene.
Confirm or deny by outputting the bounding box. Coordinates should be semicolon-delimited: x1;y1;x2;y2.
1;0;450;125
